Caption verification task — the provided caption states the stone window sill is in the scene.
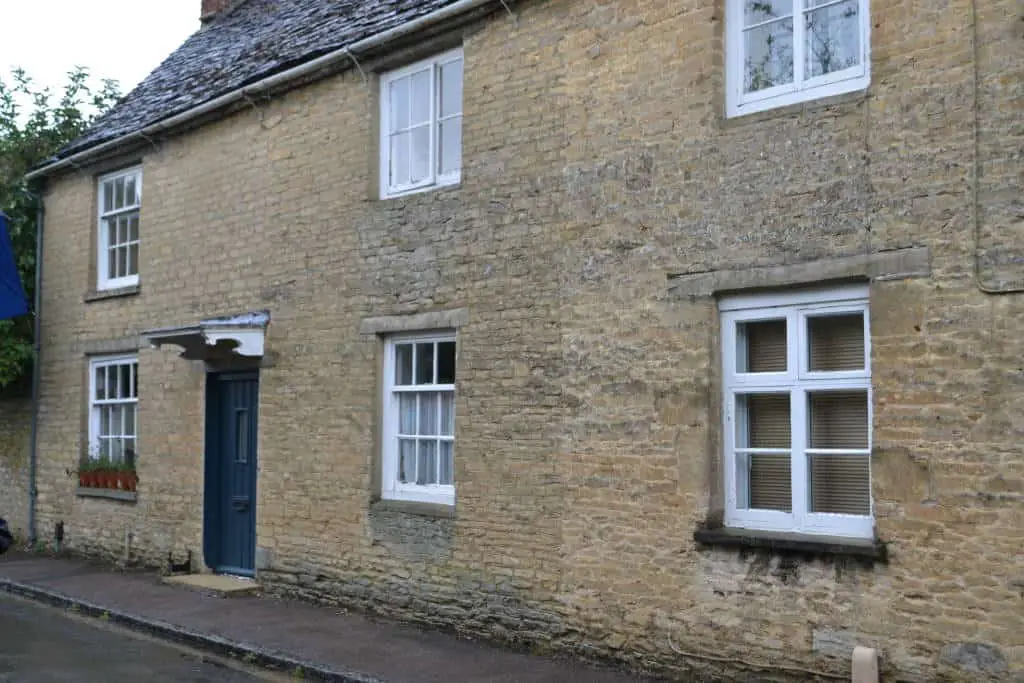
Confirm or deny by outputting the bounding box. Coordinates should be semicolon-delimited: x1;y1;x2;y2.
693;527;888;564
84;284;140;303
76;487;137;503
370;498;455;519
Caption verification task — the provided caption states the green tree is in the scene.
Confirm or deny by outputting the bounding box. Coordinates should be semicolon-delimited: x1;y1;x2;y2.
0;67;120;389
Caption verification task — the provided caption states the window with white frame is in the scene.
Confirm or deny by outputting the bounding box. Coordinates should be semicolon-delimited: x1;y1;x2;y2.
97;167;142;290
726;0;870;117
379;48;463;198
720;285;872;538
89;355;139;465
382;334;456;505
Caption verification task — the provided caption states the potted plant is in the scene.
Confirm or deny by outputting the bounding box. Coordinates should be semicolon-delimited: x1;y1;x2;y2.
117;460;138;491
78;457;99;488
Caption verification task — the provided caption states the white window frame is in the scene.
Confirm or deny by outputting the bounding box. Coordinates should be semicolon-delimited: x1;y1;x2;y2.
88;354;139;463
725;0;870;117
381;332;457;505
720;284;873;538
379;48;463;199
96;167;142;290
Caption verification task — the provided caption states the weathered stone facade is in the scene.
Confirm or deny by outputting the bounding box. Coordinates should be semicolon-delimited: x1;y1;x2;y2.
27;0;1022;681
0;396;31;542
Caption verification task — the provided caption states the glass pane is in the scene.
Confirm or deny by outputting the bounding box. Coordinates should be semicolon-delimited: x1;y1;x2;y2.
124;438;137;466
745;0;793;25
409;69;431;125
124;405;136;439
747;453;792;511
115;247;127;278
95;366;106;400
395;344;413;385
417;440;437;485
805;0;860;78
128;214;140;242
737;393;791;448
809;453;869;515
809;391;868;449
743;19;794;92
110;437;123;463
437;342;456;384
98;438;110;460
415;342;434;385
439;117;462;177
99;406;111;437
111;405;123;436
737;319;786;372
439;59;463;117
106;366;116;399
128;243;139;277
113;177;125;209
106;219;118;247
399;439;416;483
410;125;431;184
398;393;416;434
440;392;454;436
419;392;438;436
389;76;410;131
124;176;136;207
132;364;138;397
119;216;129;245
808;313;864;371
439;441;454;485
390;132;411;187
103;181;114;212
119;364;132;398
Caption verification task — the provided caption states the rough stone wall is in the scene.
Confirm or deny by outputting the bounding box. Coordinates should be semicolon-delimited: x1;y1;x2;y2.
0;397;31;542
32;0;1023;680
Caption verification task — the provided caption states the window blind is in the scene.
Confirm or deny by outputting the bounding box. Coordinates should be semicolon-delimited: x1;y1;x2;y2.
740;319;787;372
741;394;792;512
809;391;868;449
810;454;870;515
749;454;792;512
808;314;864;371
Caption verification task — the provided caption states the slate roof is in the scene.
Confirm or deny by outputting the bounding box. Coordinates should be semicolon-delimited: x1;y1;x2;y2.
57;0;464;159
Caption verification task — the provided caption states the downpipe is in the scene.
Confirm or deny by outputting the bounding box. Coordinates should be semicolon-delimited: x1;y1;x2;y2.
26;192;44;547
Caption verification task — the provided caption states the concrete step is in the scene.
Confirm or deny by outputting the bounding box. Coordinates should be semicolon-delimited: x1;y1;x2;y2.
161;573;259;597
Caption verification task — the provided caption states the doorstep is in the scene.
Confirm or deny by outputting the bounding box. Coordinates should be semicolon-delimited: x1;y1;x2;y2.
162;573;259;597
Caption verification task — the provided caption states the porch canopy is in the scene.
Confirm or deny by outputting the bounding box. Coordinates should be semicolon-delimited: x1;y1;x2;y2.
143;311;269;360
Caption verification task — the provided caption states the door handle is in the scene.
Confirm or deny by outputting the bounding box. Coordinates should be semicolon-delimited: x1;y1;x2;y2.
231;497;249;511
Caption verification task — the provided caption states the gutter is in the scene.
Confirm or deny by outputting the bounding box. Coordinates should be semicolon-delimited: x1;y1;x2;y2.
25;0;505;181
27;193;44;546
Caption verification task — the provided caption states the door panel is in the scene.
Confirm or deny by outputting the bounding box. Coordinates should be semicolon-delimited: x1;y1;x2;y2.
206;372;258;576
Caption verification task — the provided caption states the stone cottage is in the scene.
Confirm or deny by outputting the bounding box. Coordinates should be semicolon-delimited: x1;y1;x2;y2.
14;0;1023;679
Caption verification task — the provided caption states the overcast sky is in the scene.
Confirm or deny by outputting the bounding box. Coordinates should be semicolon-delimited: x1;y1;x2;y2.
1;1;199;97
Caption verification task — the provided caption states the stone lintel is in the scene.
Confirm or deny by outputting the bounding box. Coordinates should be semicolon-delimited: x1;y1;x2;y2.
359;308;468;335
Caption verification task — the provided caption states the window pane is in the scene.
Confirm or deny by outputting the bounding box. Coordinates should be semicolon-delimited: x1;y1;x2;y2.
809;391;868;449
440;392;454;436
745;0;793;25
399;439;416;483
100;406;111;437
132;364;138;397
95;366;106;400
439;441;453;485
410;125;431;184
744;19;794;92
117;247;128;278
409;69;431;125
395;344;413;385
809;453;869;515
124;176;137;207
417;440;437;485
808;313;864;371
128;213;140;242
439;59;463;118
747;453;792;511
737;319;786;372
103;182;114;212
415;342;434;384
119;364;132;398
437;342;456;383
128;243;139;277
398;393;416;434
439;117;462;177
419;392;438;435
737;393;791;448
124;405;136;439
109;405;123;436
389;76;410;131
113;177;125;209
390;131;411;187
805;0;860;79
124;438;137;466
106;219;118;248
98;438;110;460
110;438;124;464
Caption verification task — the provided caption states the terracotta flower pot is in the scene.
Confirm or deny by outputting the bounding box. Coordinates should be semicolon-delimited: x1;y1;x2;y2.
79;472;87;487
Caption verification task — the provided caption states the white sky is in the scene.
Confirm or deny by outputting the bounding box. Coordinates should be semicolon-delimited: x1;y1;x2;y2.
1;1;199;97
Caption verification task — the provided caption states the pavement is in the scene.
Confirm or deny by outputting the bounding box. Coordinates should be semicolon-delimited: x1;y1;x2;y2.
0;552;655;683
0;592;270;682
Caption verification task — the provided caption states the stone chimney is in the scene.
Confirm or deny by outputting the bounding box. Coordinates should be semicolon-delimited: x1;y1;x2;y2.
200;0;233;23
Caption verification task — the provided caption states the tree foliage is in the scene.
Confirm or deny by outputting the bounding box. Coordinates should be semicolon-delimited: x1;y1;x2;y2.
0;68;120;389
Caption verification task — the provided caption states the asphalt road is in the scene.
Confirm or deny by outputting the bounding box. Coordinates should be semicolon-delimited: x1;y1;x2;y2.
0;593;270;682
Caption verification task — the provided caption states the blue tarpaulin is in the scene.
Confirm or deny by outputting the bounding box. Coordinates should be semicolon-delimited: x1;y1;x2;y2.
0;212;29;321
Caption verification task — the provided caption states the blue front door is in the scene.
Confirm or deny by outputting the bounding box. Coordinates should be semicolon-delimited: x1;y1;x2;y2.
204;371;258;576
